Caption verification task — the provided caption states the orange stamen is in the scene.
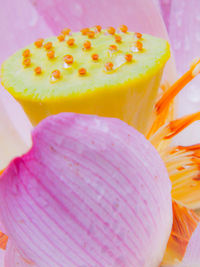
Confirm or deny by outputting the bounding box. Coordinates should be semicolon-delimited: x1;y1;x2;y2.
155;58;200;115
95;25;102;32
64;54;73;64
47;50;55;59
67;38;75;46
164;112;200;139
109;44;117;51
105;62;113;71
135;32;142;39
44;42;53;50
163;201;199;263
81;28;89;35
57;34;65;42
52;70;61;79
34;38;44;48
120;25;128;33
92;54;99;61
107;27;115;35
87;31;95;38
34;66;42;75
115;35;122;43
83;40;91;50
78;68;87;75
23;58;31;67
0;232;8;250
125;53;133;62
136;40;143;51
22;49;30;58
61;28;71;36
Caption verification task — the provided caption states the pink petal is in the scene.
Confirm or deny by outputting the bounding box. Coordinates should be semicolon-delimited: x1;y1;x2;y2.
0;85;32;170
180;223;200;266
0;249;5;267
0;113;172;266
0;0;53;64
161;0;200;146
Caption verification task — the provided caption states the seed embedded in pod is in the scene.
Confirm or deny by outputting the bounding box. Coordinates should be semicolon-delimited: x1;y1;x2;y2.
109;45;118;51
135;32;142;39
22;49;31;58
87;31;95;38
61;28;71;36
81;28;89;35
47;50;55;59
107;27;116;35
67;38;75;46
23;58;31;67
34;66;42;75
83;41;91;50
115;35;122;43
44;42;53;50
64;55;73;64
120;25;128;33
34;38;44;48
78;68;87;75
125;53;133;62
51;70;61;80
92;54;99;61
57;35;65;42
105;62;114;71
136;41;143;51
95;25;102;32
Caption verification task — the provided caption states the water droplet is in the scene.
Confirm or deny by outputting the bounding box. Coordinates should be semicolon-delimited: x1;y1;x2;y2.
63;62;70;69
131;46;139;52
114;55;126;69
51;76;57;82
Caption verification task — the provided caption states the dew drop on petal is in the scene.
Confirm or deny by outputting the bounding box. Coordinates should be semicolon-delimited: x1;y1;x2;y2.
114;55;126;69
63;62;70;69
131;46;139;52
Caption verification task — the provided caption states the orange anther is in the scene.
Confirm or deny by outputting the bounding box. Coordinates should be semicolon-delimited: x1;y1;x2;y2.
120;25;128;33
135;32;142;39
81;28;89;35
105;62;113;71
125;53;133;62
23;58;31;67
107;27;115;35
52;70;61;79
115;35;122;43
57;34;65;42
109;44;117;51
136;40;143;50
87;31;95;38
44;42;53;50
22;49;30;58
34;38;44;48
67;38;75;46
92;54;99;61
95;25;102;32
47;50;55;59
64;54;73;64
61;28;71;36
83;40;91;49
34;66;42;75
78;68;87;75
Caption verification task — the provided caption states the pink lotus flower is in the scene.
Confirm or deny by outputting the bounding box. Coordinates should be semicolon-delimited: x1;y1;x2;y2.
0;0;200;266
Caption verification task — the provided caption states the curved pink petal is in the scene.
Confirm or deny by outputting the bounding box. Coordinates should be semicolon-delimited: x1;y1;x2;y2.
180;223;200;266
0;85;32;170
160;0;200;146
0;113;172;266
0;0;53;64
